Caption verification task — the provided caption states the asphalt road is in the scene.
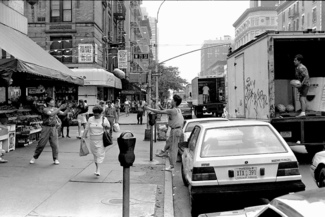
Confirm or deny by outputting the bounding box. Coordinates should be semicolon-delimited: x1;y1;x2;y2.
173;113;319;217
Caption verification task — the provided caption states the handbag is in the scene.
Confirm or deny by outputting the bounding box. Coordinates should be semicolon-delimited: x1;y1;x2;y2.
102;116;113;147
79;139;89;156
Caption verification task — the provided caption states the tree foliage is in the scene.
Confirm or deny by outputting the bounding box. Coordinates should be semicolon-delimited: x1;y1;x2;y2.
152;64;188;101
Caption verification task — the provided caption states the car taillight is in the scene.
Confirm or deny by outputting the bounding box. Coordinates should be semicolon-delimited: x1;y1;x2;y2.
276;161;300;176
192;167;217;181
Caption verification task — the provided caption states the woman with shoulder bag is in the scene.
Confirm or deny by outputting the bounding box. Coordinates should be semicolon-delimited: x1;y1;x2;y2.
82;105;110;176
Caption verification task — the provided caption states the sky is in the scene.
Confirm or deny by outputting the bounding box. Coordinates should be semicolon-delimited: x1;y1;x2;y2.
141;0;250;83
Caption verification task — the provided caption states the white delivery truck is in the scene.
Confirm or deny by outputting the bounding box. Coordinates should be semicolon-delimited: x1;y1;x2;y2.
226;30;325;156
192;75;226;117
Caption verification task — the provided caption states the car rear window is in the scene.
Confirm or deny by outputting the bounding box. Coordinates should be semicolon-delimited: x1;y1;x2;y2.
201;126;287;157
185;120;220;133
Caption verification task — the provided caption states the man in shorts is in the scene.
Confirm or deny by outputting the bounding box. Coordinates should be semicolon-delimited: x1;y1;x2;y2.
294;54;310;117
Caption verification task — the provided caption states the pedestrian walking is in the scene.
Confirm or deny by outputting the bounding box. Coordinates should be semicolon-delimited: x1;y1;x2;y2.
58;100;71;138
114;98;120;123
137;100;144;124
81;105;110;176
30;97;69;165
76;99;88;139
104;100;117;137
124;99;130;116
145;94;184;171
84;100;89;121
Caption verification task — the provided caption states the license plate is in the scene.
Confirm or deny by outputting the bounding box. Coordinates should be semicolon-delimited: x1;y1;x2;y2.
280;131;292;138
235;167;257;179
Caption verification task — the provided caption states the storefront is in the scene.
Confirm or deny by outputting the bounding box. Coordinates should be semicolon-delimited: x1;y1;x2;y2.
72;68;122;113
0;23;84;151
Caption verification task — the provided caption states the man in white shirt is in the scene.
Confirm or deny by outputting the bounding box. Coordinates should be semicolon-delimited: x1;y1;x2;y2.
203;84;210;103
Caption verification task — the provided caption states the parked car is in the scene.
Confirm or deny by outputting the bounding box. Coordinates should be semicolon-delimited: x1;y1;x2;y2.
179;102;193;119
179;120;305;216
311;150;325;188
198;188;325;217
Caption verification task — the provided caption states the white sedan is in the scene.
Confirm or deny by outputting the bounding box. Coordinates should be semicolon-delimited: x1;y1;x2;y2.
180;120;305;216
199;188;325;217
311;150;325;187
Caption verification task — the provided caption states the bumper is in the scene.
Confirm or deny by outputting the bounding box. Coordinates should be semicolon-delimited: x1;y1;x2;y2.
190;181;305;198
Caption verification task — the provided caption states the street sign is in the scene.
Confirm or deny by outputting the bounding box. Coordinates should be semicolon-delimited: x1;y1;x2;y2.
118;50;127;69
133;53;149;59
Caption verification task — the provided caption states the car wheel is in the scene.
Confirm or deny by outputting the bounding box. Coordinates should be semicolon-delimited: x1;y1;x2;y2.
318;168;325;188
181;163;189;187
190;193;201;217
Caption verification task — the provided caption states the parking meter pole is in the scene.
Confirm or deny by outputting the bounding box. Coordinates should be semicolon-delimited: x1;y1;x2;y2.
117;132;136;217
150;125;153;161
122;166;130;217
154;123;157;143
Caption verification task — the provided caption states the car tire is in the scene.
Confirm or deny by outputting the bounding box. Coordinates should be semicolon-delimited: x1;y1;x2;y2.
181;164;189;187
318;167;325;188
190;193;199;217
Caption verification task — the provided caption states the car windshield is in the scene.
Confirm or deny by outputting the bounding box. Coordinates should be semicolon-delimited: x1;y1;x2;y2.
201;125;287;157
185;120;224;133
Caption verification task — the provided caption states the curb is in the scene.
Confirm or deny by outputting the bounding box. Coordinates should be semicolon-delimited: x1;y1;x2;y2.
164;158;174;217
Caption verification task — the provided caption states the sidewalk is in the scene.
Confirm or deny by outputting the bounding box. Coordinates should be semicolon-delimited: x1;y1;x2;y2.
0;118;174;217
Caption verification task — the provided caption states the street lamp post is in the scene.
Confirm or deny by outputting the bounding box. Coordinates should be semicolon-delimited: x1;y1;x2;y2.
155;0;166;106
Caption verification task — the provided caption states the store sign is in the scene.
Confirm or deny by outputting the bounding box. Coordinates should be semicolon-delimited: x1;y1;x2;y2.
118;50;127;69
78;44;93;63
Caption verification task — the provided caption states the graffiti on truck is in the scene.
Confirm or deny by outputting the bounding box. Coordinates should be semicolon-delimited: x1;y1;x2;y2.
244;77;268;118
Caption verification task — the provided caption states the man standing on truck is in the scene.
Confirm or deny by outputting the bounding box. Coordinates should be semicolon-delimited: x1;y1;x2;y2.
294;54;310;117
203;83;210;103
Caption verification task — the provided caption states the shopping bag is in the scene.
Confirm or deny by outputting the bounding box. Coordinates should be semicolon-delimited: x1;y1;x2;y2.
102;116;113;147
79;139;89;156
103;129;113;147
113;123;120;132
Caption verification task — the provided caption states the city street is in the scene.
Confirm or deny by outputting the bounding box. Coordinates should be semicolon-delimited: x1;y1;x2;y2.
0;113;171;217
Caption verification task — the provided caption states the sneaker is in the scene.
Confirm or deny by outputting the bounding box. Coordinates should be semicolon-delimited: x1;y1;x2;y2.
0;158;8;163
296;112;306;117
162;166;174;171
54;160;60;165
30;157;36;164
76;136;81;139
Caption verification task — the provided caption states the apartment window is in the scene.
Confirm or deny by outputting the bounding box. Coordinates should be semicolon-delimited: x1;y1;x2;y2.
282;12;285;23
50;36;72;63
271;17;275;25
296;19;299;30
251;18;255;26
265;17;270;25
288;23;291;31
302;15;305;29
302;0;304;7
312;8;317;23
289;8;291;17
255;17;259;26
50;0;72;22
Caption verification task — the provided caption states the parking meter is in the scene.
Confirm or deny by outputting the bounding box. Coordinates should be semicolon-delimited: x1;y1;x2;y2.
148;113;157;126
117;132;136;168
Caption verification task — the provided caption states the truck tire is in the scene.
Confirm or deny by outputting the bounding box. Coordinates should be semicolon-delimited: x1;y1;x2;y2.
305;145;324;157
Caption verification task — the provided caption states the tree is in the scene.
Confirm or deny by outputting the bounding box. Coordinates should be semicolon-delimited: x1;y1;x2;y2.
152;64;188;102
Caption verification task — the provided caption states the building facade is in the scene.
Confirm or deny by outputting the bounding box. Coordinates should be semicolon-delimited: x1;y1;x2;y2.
200;36;232;76
0;0;26;58
276;0;325;31
233;1;278;50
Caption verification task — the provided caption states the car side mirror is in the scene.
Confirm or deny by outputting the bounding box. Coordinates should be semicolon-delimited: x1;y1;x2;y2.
178;141;189;149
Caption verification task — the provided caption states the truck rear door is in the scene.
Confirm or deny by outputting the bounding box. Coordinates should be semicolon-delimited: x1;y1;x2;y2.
235;54;245;117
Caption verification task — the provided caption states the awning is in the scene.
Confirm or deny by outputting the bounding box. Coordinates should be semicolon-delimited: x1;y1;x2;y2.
71;68;116;87
0;23;83;86
115;77;122;89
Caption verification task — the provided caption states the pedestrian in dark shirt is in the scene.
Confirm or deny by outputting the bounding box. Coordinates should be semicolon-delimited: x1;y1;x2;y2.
30;97;69;165
294;54;310;117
